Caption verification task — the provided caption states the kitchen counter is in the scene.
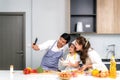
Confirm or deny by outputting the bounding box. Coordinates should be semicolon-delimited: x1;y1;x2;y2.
0;70;120;80
0;70;58;80
102;59;120;62
103;62;120;64
102;59;120;64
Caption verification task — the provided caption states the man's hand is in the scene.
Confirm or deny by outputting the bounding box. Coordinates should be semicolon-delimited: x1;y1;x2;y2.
32;44;40;51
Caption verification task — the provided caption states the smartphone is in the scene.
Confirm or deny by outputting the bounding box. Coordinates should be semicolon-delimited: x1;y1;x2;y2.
33;38;38;45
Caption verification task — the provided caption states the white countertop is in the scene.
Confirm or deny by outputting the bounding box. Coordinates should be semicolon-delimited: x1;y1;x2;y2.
0;70;120;80
103;62;120;64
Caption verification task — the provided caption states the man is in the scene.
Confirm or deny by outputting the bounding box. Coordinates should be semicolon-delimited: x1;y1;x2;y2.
32;33;71;71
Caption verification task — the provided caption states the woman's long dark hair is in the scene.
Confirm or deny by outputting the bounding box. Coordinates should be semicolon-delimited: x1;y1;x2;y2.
76;36;90;64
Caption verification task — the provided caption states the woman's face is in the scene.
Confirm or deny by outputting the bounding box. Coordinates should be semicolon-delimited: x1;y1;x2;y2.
75;41;83;51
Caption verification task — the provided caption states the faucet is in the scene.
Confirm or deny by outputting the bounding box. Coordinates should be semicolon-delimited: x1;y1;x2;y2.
106;44;115;59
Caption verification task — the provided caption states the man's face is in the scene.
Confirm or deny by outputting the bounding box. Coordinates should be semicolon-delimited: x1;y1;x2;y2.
57;37;67;48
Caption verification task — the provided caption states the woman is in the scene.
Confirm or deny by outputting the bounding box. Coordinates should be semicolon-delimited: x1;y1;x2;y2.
74;36;108;71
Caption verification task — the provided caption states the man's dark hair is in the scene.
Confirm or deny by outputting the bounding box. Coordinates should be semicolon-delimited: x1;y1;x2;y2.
60;33;71;43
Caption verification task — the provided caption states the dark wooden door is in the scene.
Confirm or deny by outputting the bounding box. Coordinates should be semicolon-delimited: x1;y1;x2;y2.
0;13;25;70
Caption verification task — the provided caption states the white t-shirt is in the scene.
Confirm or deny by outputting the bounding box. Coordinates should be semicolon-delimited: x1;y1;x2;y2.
38;40;68;53
64;53;80;70
86;48;108;71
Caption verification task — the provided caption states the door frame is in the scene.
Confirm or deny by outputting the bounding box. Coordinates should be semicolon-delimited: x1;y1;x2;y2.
0;12;26;69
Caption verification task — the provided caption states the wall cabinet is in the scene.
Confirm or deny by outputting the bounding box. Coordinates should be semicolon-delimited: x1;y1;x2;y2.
70;0;96;34
97;0;120;34
69;0;120;34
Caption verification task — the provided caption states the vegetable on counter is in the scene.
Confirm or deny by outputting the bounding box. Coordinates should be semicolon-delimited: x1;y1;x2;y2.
23;66;43;74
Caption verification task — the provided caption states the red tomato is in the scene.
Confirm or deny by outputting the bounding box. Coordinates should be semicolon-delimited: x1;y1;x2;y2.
23;68;31;74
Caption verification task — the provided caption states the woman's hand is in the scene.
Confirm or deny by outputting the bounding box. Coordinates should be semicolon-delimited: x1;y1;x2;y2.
81;65;88;71
79;64;92;71
78;65;88;71
32;44;40;51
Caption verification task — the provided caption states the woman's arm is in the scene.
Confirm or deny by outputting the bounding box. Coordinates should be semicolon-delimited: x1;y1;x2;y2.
80;64;92;71
88;50;108;71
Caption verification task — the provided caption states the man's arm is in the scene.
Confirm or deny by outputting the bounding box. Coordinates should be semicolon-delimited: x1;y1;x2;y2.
32;40;55;51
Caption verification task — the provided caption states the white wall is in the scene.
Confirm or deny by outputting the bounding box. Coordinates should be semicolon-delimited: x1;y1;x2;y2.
32;0;68;42
31;0;69;68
